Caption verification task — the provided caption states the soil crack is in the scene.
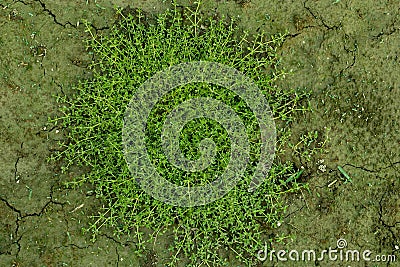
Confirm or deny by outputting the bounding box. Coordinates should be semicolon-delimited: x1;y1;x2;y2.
34;0;75;27
303;0;342;31
345;162;400;173
14;0;109;32
373;8;400;39
378;194;400;250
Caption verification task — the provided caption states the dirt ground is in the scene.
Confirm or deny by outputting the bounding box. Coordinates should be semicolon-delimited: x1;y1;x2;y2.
0;0;399;266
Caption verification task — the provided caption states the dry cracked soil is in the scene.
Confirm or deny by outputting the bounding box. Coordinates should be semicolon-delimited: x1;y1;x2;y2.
0;0;399;266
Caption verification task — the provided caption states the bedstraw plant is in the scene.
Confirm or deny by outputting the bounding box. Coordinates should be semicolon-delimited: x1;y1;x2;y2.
50;2;315;266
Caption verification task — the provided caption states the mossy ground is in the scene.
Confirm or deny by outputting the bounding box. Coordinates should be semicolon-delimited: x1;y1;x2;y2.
0;0;399;266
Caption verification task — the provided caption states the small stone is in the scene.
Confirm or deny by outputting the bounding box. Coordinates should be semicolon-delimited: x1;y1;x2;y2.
318;164;327;172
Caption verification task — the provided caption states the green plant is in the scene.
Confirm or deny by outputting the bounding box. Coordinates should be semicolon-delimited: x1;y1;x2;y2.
50;2;315;266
